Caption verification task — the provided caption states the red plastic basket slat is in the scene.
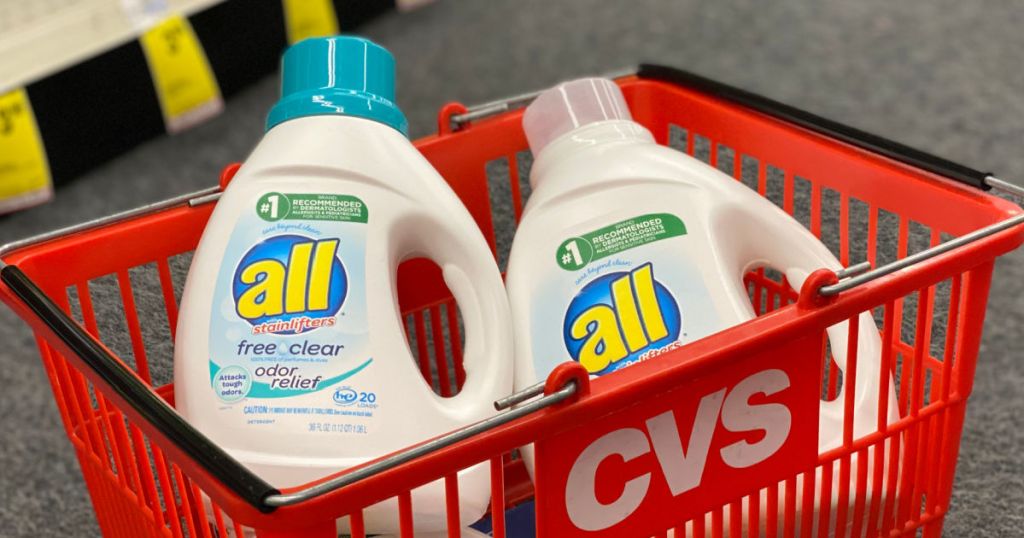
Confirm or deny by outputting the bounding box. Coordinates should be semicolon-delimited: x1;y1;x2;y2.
0;74;1022;537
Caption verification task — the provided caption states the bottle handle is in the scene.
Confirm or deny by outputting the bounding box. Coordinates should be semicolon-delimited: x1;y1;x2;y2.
397;212;513;423
784;269;890;451
725;200;898;451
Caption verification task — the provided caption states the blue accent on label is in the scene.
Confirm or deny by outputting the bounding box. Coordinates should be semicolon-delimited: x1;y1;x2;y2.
231;234;346;335
212;365;252;402
333;387;358;406
563;263;681;376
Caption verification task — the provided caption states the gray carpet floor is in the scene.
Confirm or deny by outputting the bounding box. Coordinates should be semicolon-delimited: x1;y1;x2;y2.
2;1;1023;536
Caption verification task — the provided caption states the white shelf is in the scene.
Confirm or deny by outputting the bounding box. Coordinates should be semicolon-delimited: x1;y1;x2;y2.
0;0;225;91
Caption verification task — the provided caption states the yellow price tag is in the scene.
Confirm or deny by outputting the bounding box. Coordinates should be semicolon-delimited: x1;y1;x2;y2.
283;0;340;44
140;15;223;133
0;89;52;213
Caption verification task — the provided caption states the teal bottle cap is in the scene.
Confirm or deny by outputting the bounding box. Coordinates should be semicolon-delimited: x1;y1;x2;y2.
266;36;409;135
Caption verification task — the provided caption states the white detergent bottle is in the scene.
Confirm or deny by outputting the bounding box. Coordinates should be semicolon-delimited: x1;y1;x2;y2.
506;78;899;533
173;36;512;534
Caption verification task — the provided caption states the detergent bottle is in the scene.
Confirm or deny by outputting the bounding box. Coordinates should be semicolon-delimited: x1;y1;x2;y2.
173;36;512;534
505;78;898;533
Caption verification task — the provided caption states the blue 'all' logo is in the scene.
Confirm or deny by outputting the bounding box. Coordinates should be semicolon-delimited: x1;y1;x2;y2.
232;235;346;335
563;263;681;376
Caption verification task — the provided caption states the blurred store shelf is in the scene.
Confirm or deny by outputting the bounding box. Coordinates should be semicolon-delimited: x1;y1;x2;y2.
0;0;395;214
0;0;224;88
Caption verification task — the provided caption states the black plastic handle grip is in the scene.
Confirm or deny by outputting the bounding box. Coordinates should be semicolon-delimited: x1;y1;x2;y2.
0;265;279;512
638;64;993;191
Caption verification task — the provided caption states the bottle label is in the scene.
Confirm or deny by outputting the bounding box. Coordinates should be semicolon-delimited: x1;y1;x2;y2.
209;192;376;436
532;213;721;378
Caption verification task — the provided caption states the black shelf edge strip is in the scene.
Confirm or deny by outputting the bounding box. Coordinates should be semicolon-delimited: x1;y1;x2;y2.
24;0;395;187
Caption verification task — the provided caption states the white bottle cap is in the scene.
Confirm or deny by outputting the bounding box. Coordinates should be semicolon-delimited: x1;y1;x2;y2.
522;78;633;156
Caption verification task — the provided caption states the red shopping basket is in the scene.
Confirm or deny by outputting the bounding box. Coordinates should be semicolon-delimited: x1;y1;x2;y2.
2;65;1023;538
